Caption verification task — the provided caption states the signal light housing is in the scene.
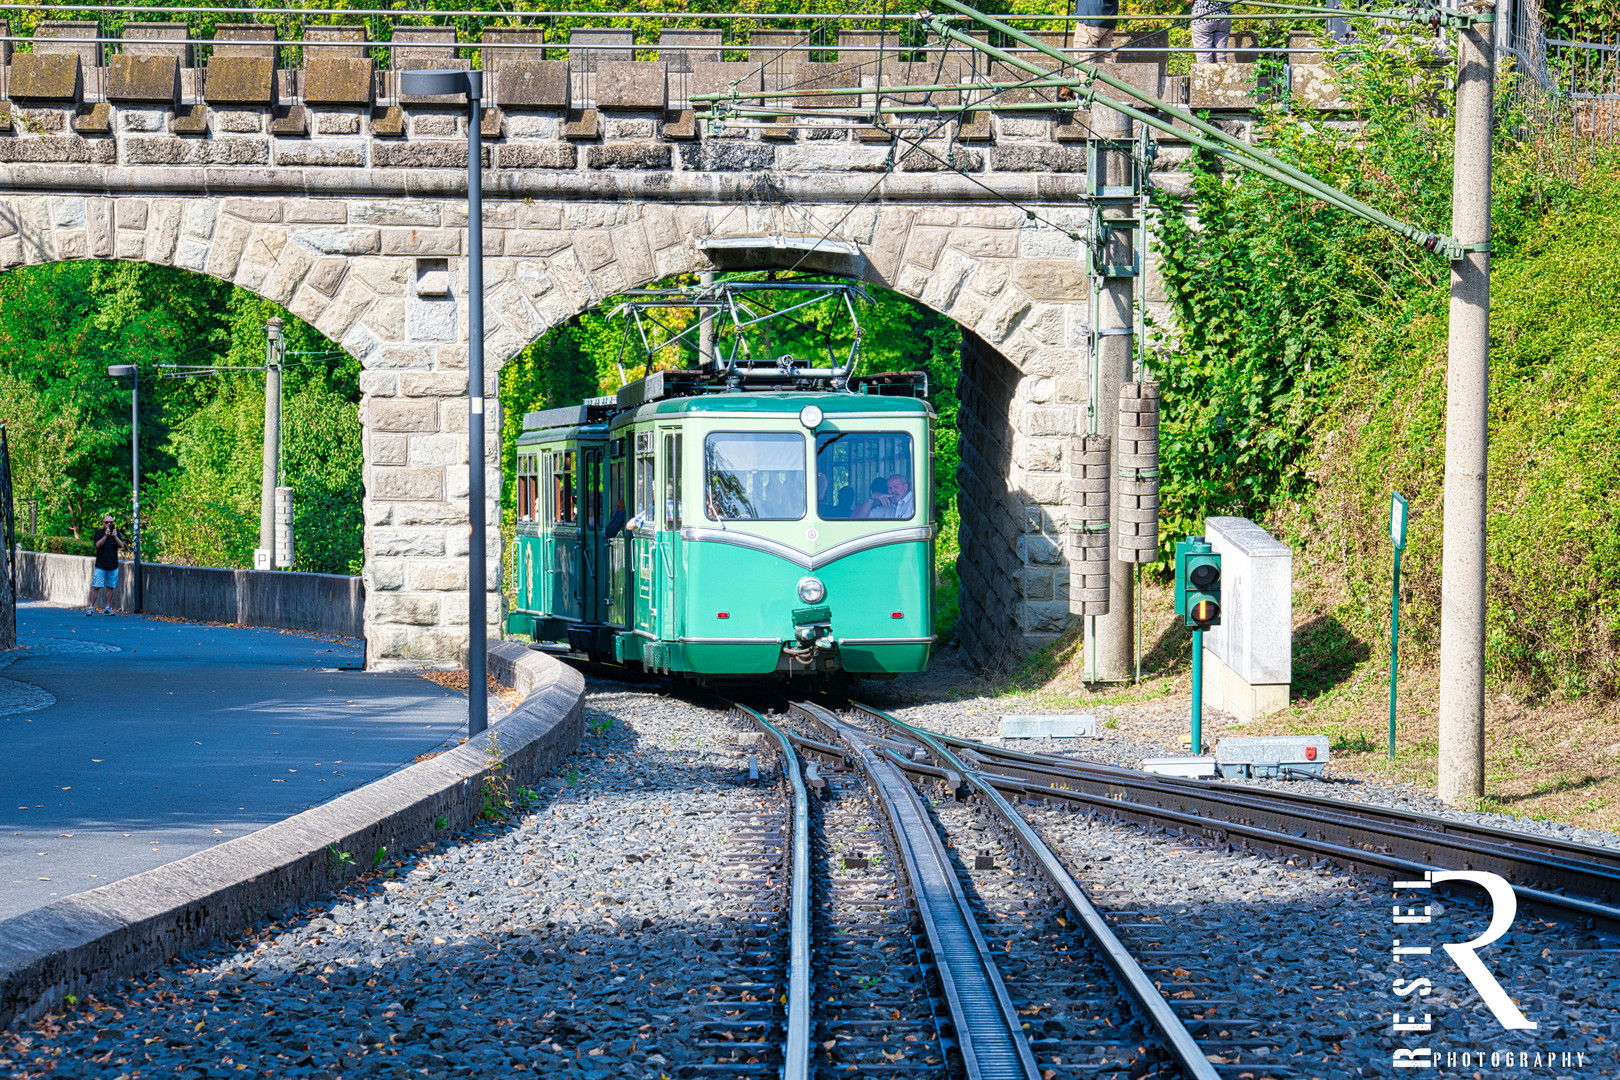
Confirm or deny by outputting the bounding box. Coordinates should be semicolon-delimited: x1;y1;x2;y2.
1174;537;1222;630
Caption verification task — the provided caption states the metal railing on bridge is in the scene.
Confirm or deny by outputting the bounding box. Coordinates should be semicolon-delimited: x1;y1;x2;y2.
1;3;1614;147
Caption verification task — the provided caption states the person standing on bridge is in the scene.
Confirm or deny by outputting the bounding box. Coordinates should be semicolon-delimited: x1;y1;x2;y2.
88;514;123;616
1072;0;1119;55
1192;0;1235;63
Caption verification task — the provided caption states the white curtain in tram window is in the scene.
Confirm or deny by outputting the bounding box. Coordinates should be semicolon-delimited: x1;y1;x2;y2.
706;433;805;473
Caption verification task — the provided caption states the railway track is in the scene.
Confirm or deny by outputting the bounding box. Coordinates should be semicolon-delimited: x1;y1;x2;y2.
843;704;1620;936
731;696;1620;1079
735;699;1226;1080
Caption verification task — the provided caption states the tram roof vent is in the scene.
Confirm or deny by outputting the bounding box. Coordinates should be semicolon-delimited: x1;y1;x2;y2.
523;401;615;431
616;369;708;409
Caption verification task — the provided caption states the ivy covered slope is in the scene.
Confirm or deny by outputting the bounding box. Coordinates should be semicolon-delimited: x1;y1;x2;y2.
1299;168;1620;700
1153;23;1620;701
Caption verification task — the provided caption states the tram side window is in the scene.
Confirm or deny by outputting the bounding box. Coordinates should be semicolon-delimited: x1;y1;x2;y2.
705;432;806;521
634;434;656;528
516;454;533;521
553;450;577;525
662;433;682;529
585;453;601;528
815;432;915;521
526;455;540;521
608;450;627;535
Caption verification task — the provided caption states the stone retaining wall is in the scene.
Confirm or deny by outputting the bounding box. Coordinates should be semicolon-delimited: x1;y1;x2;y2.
15;551;365;639
0;640;584;1029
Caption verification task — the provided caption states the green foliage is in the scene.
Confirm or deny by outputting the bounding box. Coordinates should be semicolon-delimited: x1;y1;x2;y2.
1151;23;1457;549
1300;165;1620;698
1151;18;1620;698
0;261;362;574
1544;0;1620;37
0;372;82;521
17;534;95;557
0;261;231;535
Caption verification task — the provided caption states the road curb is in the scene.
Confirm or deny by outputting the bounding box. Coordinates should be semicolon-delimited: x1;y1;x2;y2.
0;642;584;1029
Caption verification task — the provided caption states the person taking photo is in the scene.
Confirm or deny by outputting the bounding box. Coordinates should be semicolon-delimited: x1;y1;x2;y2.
89;514;122;615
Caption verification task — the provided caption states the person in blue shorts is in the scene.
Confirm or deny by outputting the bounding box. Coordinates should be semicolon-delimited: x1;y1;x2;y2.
89;514;123;615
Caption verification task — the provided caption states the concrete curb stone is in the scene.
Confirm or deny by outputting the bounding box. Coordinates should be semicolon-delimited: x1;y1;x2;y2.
0;640;583;1028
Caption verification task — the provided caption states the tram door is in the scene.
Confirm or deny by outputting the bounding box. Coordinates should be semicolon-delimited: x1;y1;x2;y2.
581;447;604;624
658;429;682;641
632;431;657;637
537;450;555;616
608;439;629;627
550;449;582;622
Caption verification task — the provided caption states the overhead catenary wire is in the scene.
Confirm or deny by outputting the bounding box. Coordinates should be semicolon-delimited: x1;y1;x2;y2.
922;0;1476;257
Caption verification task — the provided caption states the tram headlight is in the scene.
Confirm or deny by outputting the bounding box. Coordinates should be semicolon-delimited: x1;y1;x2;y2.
797;576;826;604
798;405;823;429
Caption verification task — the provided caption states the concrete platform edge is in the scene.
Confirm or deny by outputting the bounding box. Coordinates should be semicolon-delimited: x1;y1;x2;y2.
0;641;584;1029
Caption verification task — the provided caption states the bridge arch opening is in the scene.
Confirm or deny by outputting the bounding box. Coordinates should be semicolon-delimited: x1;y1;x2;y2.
0;192;1088;672
0;257;364;576
489;254;1074;676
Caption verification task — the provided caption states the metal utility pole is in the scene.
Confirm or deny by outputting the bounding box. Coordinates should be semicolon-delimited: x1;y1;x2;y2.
1437;0;1495;805
467;70;489;738
258;318;283;570
106;365;143;612
399;65;489;737
1087;98;1136;683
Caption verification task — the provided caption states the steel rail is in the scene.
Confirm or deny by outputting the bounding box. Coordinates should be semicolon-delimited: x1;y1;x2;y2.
846;705;1620;936
793;701;1041;1080
928;733;1620;879
734;704;812;1080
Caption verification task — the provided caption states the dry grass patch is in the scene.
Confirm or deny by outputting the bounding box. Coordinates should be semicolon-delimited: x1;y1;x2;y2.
970;576;1620;833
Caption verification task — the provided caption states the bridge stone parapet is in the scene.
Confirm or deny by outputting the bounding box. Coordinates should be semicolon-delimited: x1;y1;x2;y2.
0;17;1335;670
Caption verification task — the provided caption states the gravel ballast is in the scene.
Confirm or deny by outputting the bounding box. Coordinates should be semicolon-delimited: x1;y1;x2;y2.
0;681;775;1079
864;696;1620;1077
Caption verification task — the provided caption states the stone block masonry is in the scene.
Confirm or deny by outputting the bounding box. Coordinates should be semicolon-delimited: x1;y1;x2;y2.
0;18;1302;670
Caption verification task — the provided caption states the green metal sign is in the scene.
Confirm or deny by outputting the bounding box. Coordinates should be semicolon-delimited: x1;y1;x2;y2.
1388;491;1407;759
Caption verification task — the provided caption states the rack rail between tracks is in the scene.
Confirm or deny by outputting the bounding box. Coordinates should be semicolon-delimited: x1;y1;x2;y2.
734;704;812;1080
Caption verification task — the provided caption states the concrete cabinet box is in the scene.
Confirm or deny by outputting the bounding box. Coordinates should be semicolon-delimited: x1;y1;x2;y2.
1202;516;1291;722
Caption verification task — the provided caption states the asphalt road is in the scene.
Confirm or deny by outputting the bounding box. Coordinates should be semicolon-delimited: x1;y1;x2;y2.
0;601;468;921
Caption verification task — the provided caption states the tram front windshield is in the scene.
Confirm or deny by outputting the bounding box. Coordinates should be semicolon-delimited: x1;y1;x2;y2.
705;432;807;521
815;432;915;521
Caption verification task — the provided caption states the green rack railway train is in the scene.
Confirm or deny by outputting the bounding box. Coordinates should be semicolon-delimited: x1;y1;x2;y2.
505;367;937;686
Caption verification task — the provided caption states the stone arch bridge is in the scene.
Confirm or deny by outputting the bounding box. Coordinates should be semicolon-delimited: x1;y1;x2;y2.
0;17;1304;670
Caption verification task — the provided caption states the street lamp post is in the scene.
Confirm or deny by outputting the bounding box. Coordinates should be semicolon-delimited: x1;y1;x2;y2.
107;364;142;612
399;68;488;737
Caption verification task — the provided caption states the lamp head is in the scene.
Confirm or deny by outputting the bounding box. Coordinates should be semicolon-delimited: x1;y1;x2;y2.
107;364;136;377
399;69;481;98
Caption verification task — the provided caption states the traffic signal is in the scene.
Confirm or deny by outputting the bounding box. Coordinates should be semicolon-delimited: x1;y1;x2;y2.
1174;537;1222;630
